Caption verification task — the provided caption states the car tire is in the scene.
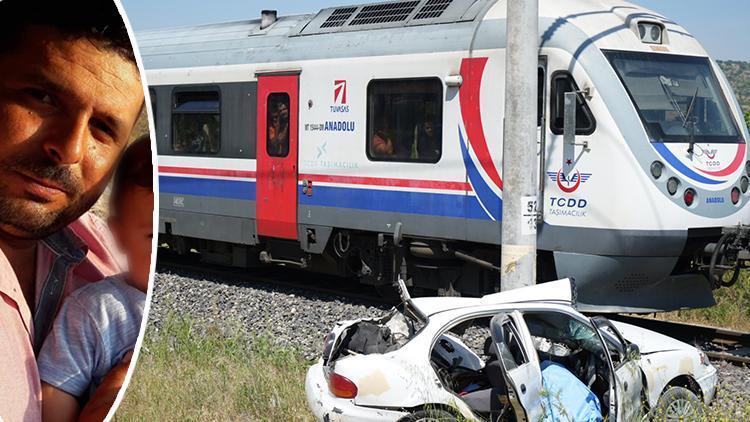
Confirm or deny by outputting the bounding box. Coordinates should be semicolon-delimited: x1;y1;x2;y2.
654;386;703;421
402;408;459;422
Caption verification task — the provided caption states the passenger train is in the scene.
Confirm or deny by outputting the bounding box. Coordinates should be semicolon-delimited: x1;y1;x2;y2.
139;0;750;312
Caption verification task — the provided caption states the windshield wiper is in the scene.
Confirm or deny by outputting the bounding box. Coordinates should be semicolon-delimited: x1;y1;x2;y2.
684;87;700;155
659;76;687;124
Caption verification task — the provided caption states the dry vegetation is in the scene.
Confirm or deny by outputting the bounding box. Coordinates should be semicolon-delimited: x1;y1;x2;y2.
659;271;750;332
116;315;313;421
718;60;750;129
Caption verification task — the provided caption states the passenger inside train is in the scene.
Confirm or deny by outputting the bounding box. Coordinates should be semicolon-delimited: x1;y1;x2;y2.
267;94;291;157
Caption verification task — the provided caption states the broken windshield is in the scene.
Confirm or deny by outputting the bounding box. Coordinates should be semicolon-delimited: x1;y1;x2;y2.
606;51;741;144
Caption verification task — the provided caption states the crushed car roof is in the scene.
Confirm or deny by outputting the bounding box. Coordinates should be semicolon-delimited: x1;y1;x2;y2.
410;278;575;316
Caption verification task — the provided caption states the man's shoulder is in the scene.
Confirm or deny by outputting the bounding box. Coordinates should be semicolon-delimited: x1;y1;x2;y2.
66;212;124;277
67;212;114;251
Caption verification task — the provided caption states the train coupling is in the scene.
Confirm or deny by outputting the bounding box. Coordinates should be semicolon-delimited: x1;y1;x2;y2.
703;225;750;288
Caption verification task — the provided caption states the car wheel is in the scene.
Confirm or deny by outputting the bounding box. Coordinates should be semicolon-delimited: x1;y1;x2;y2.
402;408;458;422
654;386;703;421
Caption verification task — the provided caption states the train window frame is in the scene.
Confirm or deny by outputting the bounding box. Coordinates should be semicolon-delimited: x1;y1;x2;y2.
170;86;222;155
549;71;597;136
538;66;545;127
366;77;444;164
148;88;157;132
265;92;292;158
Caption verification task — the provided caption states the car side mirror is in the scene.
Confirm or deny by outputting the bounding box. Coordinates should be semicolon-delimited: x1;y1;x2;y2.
626;343;641;361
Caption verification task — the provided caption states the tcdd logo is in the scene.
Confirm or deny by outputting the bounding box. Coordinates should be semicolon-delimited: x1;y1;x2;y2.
547;169;592;193
334;80;347;104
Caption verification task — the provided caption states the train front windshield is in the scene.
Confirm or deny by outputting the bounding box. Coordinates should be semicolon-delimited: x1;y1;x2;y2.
606;51;742;144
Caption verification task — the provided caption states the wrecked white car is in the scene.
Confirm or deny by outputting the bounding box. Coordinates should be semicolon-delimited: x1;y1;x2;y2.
305;279;717;421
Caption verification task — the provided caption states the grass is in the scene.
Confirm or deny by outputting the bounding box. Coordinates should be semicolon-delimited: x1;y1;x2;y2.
657;270;750;332
115;315;314;421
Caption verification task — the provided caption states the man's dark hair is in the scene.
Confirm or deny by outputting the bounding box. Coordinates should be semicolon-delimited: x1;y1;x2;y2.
0;0;136;64
111;136;153;211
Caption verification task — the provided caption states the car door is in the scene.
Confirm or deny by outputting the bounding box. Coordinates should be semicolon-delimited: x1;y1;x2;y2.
591;317;644;421
489;311;544;422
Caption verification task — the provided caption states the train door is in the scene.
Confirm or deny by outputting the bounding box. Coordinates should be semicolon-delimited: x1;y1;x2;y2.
256;74;299;240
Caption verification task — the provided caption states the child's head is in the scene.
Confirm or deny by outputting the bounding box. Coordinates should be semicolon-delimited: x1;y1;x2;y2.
109;136;153;292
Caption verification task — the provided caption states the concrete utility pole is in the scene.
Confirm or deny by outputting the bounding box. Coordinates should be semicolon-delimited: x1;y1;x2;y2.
500;0;539;291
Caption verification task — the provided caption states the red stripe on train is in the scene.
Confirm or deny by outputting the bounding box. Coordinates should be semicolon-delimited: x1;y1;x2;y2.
300;173;471;191
159;166;470;191
159;166;257;179
459;57;504;191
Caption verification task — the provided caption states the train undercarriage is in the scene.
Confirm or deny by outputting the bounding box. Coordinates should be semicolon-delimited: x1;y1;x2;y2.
159;224;750;309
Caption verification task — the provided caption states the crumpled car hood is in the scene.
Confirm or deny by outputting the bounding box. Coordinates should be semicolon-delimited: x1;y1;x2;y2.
612;321;694;354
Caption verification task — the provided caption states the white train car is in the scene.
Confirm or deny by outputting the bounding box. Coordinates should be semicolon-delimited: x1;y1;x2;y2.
140;0;750;312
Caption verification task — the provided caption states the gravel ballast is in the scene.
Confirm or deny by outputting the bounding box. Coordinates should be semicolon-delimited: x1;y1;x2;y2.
145;269;750;415
147;270;389;360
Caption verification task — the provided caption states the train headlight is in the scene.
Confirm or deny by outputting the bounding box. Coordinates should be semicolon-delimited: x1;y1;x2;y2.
667;177;680;196
745;161;750;177
684;188;697;207
741;177;749;194
650;161;664;179
732;187;741;205
638;22;663;44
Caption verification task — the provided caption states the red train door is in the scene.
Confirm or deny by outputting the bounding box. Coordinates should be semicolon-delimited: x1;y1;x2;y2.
256;74;299;240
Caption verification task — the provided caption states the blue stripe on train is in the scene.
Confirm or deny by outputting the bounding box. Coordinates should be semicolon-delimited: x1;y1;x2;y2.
159;175;491;220
299;185;491;220
160;176;256;200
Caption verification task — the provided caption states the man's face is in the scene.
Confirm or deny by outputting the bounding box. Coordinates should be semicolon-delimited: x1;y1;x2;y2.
0;26;144;240
424;122;434;138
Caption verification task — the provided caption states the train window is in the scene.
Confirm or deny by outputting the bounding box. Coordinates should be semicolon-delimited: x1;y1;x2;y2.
550;72;596;135
266;93;291;158
172;90;221;154
367;78;443;163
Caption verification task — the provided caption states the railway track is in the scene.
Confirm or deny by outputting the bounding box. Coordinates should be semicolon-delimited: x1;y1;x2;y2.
609;315;750;366
156;251;389;307
157;252;750;366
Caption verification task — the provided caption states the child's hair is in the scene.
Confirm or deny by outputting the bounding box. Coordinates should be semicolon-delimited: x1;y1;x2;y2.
110;136;153;212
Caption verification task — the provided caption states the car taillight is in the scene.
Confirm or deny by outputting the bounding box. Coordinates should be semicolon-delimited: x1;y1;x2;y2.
731;187;741;205
322;332;336;358
684;188;696;206
328;372;358;398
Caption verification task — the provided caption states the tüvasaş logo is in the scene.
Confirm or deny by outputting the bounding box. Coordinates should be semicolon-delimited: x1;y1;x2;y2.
334;80;347;104
331;80;350;113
